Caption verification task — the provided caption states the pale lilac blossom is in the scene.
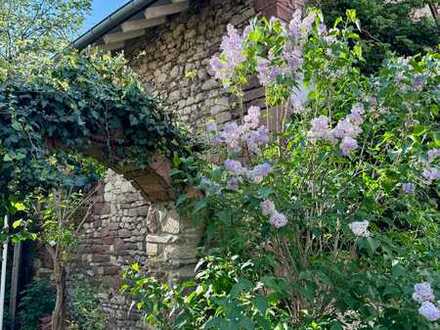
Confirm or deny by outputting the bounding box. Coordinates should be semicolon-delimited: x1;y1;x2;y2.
290;82;309;113
269;212;288;228
209;56;233;84
283;43;303;71
248;162;272;183
308;116;333;142
332;118;362;139
318;23;327;35
349;221;370;238
412;74;426;92
200;177;221;194
209;24;247;87
413;282;435;304
226;177;240;191
244;106;261;129
261;199;276;216
300;12;316;39
245;127;269;154
220;122;241;151
256;57;282;86
347;103;365;126
423;167;440;183
288;10;302;40
419;302;440;321
402;182;415;194
427;149;440;163
221;24;246;67
340;136;359;156
206;121;217;133
224;159;246;176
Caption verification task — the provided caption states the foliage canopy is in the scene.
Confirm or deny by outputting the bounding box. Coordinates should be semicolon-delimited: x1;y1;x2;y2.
0;50;186;214
0;0;91;65
312;0;440;74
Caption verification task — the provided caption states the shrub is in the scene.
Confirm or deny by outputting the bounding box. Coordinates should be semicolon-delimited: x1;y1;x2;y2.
311;0;440;74
68;279;106;330
126;9;440;329
18;279;56;330
122;256;290;329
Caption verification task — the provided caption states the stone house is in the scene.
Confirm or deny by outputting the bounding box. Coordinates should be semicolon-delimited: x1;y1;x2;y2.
65;0;303;328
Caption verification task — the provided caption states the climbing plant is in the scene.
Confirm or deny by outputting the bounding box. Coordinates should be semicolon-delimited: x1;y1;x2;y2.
0;49;187;215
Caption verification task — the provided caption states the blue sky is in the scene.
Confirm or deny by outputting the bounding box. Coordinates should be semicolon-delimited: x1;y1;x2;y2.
80;0;129;35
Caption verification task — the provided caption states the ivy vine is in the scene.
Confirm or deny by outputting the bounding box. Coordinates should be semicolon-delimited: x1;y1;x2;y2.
0;49;187;211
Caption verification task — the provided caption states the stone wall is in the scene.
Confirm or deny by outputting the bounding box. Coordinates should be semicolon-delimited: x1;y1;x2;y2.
125;0;257;132
68;171;148;329
67;170;202;329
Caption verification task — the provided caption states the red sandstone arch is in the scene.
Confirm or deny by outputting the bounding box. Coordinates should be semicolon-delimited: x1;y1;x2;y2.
49;137;176;203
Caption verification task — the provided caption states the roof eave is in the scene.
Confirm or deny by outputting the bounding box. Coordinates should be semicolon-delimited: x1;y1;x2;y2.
73;0;159;50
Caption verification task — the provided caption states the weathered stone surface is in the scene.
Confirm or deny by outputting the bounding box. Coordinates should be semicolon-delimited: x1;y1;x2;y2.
62;171;203;330
125;0;256;132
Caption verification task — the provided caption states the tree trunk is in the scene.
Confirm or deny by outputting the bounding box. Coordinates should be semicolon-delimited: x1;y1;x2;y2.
51;252;66;330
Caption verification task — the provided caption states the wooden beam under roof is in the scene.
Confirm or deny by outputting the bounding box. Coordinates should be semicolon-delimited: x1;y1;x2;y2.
144;0;189;20
102;41;125;51
121;16;167;32
103;29;145;44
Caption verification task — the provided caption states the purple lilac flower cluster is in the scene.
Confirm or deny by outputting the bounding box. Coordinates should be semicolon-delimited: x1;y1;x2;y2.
214;106;269;155
260;199;288;228
427;149;440;163
224;159;246;176
254;10;317;88
412;282;440;322
200;177;221;195
401;182;415;194
423;167;440;183
247;162;272;183
289;80;310;114
213;106;272;188
209;24;247;87
223;159;272;184
257;54;283;87
308;103;365;156
422;149;440;184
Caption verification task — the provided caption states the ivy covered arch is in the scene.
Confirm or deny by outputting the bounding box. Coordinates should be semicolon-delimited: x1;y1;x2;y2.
0;50;187;210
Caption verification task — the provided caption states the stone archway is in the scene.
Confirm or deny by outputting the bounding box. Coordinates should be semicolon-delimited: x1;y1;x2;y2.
63;146;203;328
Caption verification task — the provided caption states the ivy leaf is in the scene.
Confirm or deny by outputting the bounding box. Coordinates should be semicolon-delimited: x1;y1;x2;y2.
3;154;13;162
129;114;139;126
11;121;21;131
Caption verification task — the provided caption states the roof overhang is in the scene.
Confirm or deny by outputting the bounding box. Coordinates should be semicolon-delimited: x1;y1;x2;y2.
73;0;190;51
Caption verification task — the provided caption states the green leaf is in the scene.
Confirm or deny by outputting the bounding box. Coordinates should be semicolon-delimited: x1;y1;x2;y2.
254;296;268;314
11;121;21;131
12;220;23;229
12;202;26;211
330;321;344;330
346;9;357;23
3;154;13;162
193;198;207;214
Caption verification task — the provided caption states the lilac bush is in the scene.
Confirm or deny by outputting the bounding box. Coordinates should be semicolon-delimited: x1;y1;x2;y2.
129;9;439;330
195;8;440;328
